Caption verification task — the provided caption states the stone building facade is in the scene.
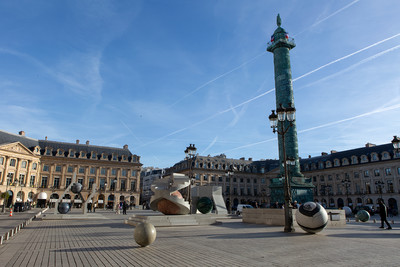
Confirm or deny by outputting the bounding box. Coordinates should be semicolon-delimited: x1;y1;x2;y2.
140;167;165;206
300;141;400;214
0;130;142;210
167;154;280;210
167;139;400;214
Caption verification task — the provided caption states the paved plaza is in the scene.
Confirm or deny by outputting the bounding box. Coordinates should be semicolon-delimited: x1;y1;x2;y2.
0;209;399;266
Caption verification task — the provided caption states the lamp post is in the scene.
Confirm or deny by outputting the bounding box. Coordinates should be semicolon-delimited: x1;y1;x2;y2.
225;167;235;214
2;176;11;213
185;144;197;214
375;180;384;200
392;135;400;152
103;182;107;210
113;179;117;211
341;178;351;207
268;103;296;232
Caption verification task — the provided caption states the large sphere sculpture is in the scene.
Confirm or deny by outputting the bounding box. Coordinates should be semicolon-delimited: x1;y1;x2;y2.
71;183;83;194
134;222;156;247
58;202;70;214
356;210;370;222
197;197;213;214
296;202;328;234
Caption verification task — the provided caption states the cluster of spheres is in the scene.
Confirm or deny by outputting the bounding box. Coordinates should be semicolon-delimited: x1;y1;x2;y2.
58;183;82;214
296;202;329;234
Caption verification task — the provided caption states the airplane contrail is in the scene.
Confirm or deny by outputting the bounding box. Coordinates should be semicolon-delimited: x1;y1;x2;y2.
220;102;400;154
169;52;267;107
293;0;360;37
296;44;400;91
140;35;400;148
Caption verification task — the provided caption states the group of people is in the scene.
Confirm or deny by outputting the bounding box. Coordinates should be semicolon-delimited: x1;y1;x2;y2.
86;202;97;212
115;201;129;215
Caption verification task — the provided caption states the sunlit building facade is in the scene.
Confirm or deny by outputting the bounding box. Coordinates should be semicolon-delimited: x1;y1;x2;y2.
0;130;142;209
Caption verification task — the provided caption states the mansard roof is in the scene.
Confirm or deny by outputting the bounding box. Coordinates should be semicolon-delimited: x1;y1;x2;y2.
0;130;39;149
300;143;395;165
0;130;139;162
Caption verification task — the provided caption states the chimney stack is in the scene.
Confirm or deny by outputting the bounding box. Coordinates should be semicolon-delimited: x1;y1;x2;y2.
76;140;80;144
123;144;128;149
45;136;48;140
86;140;90;145
19;131;25;136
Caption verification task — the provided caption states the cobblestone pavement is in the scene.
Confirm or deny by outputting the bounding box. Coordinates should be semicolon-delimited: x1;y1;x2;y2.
0;210;399;267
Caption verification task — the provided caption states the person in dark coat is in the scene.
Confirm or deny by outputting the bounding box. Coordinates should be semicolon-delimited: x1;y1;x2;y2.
122;201;127;215
378;199;392;229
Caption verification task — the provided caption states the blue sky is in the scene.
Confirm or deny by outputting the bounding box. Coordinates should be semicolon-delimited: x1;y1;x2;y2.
1;0;400;168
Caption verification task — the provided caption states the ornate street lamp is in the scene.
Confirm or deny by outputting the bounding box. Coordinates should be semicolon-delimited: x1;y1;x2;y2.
103;182;107;210
225;166;236;214
185;144;197;214
341;178;351;207
392;136;400;152
1;176;11;213
375;180;384;200
268;103;296;232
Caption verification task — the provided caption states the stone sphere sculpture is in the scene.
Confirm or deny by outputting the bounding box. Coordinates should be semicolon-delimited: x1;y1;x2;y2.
134;222;156;247
58;202;70;214
197;197;213;214
356;210;370;222
343;206;352;217
296;202;328;234
71;183;83;194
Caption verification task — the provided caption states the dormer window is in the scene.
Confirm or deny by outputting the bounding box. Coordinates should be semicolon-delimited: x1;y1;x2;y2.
361;155;368;163
351;156;358;164
57;149;64;156
102;154;107;160
382;152;390;160
69;150;75;158
334;159;340;167
46;148;52;156
91;152;97;159
342;158;349;165
371;153;378;161
326;161;332;168
112;154;117;161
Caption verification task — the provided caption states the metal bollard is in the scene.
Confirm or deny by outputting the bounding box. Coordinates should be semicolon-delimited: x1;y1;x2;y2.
0;235;3;245
373;219;376;223
5;232;9;241
10;229;14;237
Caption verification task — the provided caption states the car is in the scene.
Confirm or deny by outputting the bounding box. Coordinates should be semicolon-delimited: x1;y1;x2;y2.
236;204;253;215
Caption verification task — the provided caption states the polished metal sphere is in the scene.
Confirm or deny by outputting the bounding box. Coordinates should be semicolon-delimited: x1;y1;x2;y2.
58;202;70;214
134;222;156;247
71;183;83;194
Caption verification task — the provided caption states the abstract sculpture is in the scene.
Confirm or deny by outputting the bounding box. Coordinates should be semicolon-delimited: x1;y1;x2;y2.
296;202;328;234
150;173;190;215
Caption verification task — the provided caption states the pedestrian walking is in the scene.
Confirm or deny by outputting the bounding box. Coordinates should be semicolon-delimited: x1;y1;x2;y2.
122;201;127;215
378;199;392;229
